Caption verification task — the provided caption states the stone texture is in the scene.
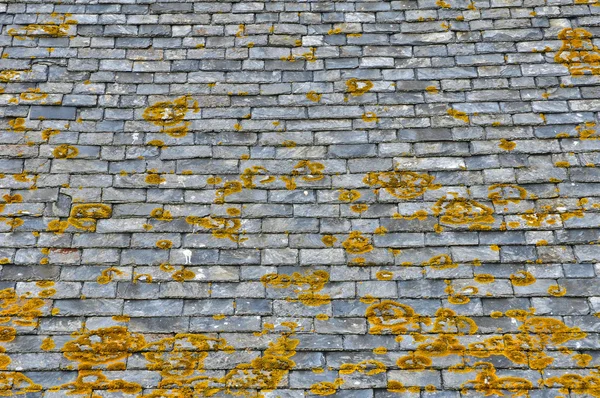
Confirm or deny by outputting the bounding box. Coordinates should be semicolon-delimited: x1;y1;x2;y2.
0;1;599;396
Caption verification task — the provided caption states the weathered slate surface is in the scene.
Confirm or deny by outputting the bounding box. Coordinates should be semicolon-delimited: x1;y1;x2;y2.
0;0;599;396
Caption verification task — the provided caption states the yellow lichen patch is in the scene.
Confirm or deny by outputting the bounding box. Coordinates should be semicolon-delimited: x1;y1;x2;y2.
8;117;27;132
421;254;458;270
447;108;469;123
96;267;123;285
0;288;46;329
241;166;272;189
0;373;42;393
145;173;165;185
488;184;528;205
573;353;593;367
41;128;60;141
321;235;337;247
577;121;599;140
364;170;440;199
499;138;516;151
361;112;379;122
425;86;439;93
112;315;130;322
338;189;361;202
150;208;173;221
366;300;427;334
345;78;373;96
52;144;79;159
376;271;393;280
306;91;322;102
342;231;373;254
70;203;112;220
19;88;48;102
340;359;386;375
8;13;77;39
509;270;536;286
261;270;330;307
41;336;55;351
291;160;325;182
555;27;600;76
0;70;21;83
548;284;567;297
186;215;246;242
2;194;22;204
142;95;198;137
397;351;433;370
474;274;495;284
310;379;343;396
350;203;368;213
66;203;111;232
436;0;452;7
462;362;533;397
215;180;243;203
432;194;495;229
155;239;173;250
373;346;388;355
147;139;165;147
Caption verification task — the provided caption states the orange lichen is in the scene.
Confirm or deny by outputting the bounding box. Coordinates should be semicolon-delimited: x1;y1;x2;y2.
366;300;428;334
338;189;361;202
145;173;165;185
262;270;330;307
422;254;458;270
19;88;48;101
291;160;325;182
364;170;440;199
52;144;79;159
321;235;337;247
350;203;368;213
156;239;173;250
40;336;55;351
342;231;373;254
509;270;536;286
345;78;373;96
548;284;567;297
488;184;528;205
499;138;517;151
215;181;243;204
361;112;379;122
306;91;322;102
474;274;495;283
310;379;343;396
41;128;59;141
96;267;123;285
447;108;469;123
150;208;173;221
8;118;27;132
186;215;246;242
143;95;199;137
432;194;495;229
461;362;532;397
376;271;393;280
555;27;600;76
339;359;386;375
577;121;599;140
66;203;112;232
8;13;77;39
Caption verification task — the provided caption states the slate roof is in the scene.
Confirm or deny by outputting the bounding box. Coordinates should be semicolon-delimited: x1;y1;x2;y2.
1;0;600;396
